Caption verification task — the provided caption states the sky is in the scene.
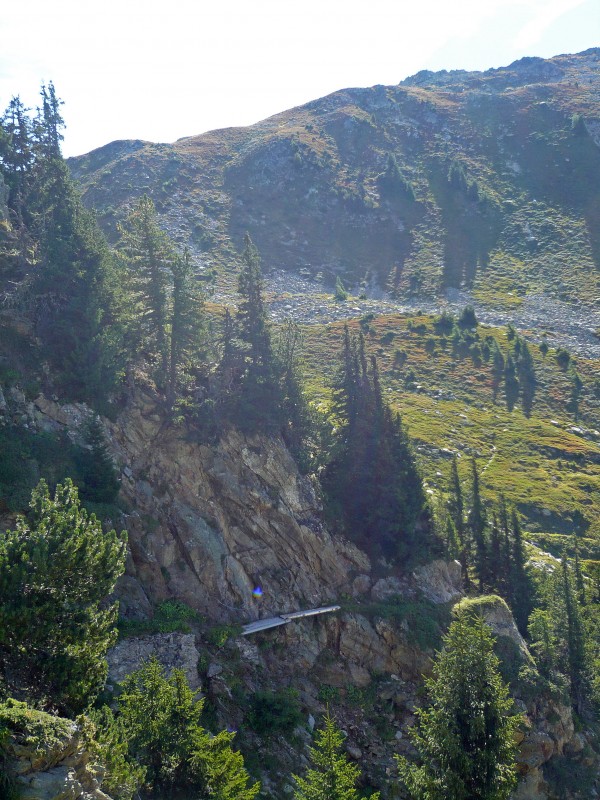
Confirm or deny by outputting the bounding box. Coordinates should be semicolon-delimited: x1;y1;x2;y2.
1;0;599;157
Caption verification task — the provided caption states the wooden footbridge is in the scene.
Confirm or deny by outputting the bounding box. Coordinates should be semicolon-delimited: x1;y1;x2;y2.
241;605;340;636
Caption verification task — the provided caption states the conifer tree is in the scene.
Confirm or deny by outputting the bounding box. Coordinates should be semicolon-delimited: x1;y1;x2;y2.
498;496;512;590
118;195;174;379
559;554;589;714
516;339;536;417
293;710;378;800
573;535;586;605
489;512;502;589
491;340;505;403
528;609;559;680
233;233;280;430
168;248;205;408
113;658;258;798
504;353;520;411
0;88;123;403
468;458;487;591
77;413;120;504
0;479;126;713
396;614;520;800
274;318;312;467
323;334;429;561
448;455;469;588
509;509;531;634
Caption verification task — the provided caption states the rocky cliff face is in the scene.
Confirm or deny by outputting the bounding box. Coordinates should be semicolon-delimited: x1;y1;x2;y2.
105;388;368;620
4;388;599;799
4;709;110;800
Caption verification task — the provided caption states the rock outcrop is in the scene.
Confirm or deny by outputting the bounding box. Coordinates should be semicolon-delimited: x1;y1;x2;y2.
107;631;201;690
105;388;368;620
3;702;111;800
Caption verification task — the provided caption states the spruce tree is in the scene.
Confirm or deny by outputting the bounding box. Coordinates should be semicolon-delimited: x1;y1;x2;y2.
516;339;536;417
468;458;487;591
323;334;429;561
0;88;124;403
503;353;519;412
509;508;531;634
559;554;589;714
168;248;205;408
396;614;520;800
448;455;469;589
491;340;504;403
118;195;175;380
77;413;120;504
488;512;502;590
293;710;378;800
234;233;280;430
114;658;259;798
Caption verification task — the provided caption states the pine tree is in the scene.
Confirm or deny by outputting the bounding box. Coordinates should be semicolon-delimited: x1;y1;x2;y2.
0;479;126;713
293;710;378;800
516;340;536;417
190;728;260;800
560;554;589;714
448;455;469;589
114;658;259;798
396;614;520;800
573;535;586;605
498;496;512;591
118;195;175;379
274;319;312;468
491;340;504;403
528;609;559;680
504;353;520;411
0;88;123;403
488;512;502;589
378;153;415;201
233;233;280;430
323;334;430;562
77;413;120;504
509;508;531;634
468;458;487;591
168;248;205;408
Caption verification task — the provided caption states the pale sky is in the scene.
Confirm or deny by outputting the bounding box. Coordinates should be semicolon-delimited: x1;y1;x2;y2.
1;0;598;157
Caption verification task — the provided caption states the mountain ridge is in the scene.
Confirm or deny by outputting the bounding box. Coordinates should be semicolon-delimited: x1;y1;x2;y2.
69;48;600;314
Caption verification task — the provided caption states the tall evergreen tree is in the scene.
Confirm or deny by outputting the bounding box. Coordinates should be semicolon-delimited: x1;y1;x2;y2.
489;512;502;589
323;333;430;562
114;658;259;799
509;508;531;634
76;413;120;504
233;233;280;430
559;553;589;714
396;614;520;800
293;710;378;800
0;88;124;403
168;248;205;408
468;458;487;591
491;340;505;403
498;496;512;591
503;353;519;412
118;195;174;379
448;455;469;589
516;339;536;417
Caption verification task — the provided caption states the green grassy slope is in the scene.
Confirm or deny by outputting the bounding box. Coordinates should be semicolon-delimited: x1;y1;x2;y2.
299;312;600;555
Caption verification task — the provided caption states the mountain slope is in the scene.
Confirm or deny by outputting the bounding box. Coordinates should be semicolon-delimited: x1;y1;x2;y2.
70;48;600;308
